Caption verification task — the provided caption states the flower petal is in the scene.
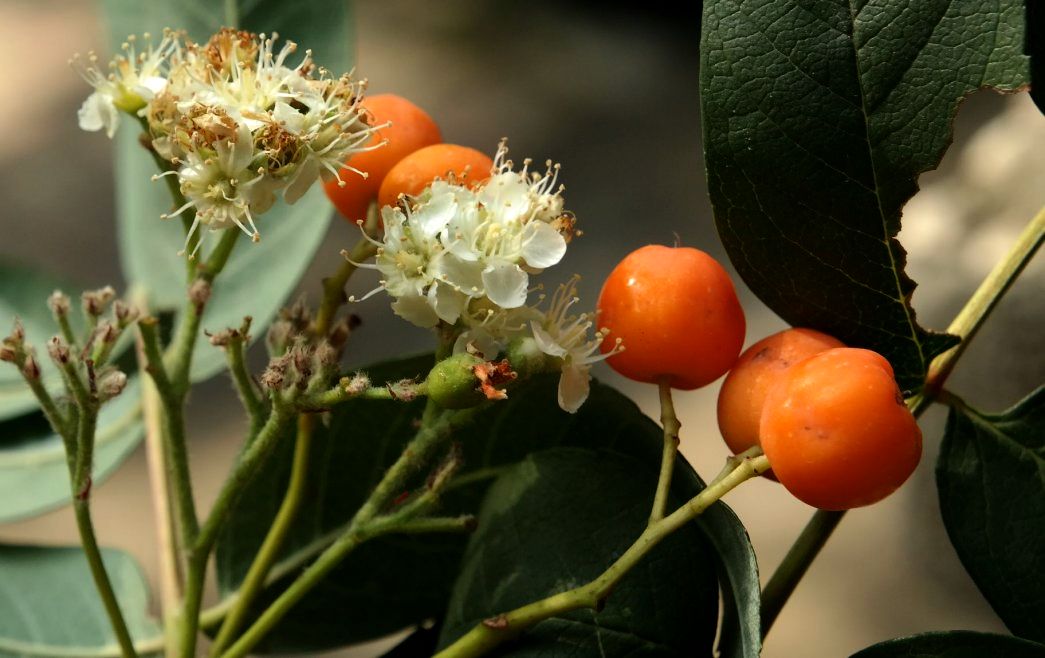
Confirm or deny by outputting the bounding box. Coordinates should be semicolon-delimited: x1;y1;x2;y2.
412;191;457;236
557;363;591;413
520;221;567;269
391;293;439;328
482;262;529;308
429;282;466;324
284;157;320;204
530;321;568;358
78;92;120;138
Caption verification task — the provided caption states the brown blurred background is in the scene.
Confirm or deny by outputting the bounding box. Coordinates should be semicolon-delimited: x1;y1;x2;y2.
1;0;1042;656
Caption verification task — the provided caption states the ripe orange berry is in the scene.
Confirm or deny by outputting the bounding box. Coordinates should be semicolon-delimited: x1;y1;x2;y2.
596;245;745;389
377;144;494;208
717;328;844;465
760;348;921;510
323;94;442;223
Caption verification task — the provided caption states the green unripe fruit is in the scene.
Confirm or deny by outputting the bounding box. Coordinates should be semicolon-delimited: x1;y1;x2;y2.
427;353;486;409
504;336;550;379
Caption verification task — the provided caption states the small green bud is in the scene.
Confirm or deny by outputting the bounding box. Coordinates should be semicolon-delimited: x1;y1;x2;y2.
427;354;486;409
505;336;550;379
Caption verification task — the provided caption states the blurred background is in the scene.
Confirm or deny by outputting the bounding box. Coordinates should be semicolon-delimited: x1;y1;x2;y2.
0;0;1042;655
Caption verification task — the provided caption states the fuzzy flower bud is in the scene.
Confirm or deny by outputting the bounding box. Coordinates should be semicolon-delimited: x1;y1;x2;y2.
260;354;290;391
112;300;139;327
48;336;71;365
48;290;72;318
21;355;41;380
98;369;128;400
82;286;116;318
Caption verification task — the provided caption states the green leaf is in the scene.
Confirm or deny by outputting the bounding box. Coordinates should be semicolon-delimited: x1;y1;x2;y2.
700;0;1029;391
0;263;88;422
0;544;161;657
850;631;1045;658
101;0;354;382
215;356;760;654
0;379;143;523
936;388;1045;643
437;447;720;655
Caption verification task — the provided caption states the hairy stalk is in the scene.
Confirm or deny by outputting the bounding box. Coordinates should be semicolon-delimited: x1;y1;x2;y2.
70;393;139;658
219;403;481;658
223;329;266;437
759;204;1045;639
649;377;679;525
207;415;310;655
436;452;772;657
176;403;293;658
211;230;380;652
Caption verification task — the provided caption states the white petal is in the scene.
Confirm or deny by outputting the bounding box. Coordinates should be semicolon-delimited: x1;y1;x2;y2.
412;191;457;236
530;321;568;358
479;173;530;223
557;363;591;413
391;294;439;328
431;253;484;295
482;262;529;308
429;282;466;324
520;222;567;269
135;76;168;99
78;92;119;138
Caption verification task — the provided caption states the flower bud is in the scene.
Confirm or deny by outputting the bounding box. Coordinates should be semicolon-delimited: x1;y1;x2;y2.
48;290;71;318
82;286;116;317
504;336;550;379
260;354;291;391
21;355;41;380
48;336;71;364
427;354;486;409
112;300;139;327
266;319;294;356
98;369;128;400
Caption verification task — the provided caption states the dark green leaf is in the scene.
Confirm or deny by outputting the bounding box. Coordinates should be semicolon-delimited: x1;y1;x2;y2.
850;630;1045;658
100;0;353;382
936;388;1045;642
215;356;760;654
700;0;1029;391
0;379;143;523
0;544;161;657
0;263;88;421
437;447;720;656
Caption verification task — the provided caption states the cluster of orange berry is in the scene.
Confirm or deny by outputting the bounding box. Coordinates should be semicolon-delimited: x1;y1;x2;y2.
597;246;922;511
323;95;921;513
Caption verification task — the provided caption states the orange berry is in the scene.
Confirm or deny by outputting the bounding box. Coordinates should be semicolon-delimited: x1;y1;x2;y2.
323;94;442;223
377;144;494;208
596;245;745;389
760;348;921;510
717;328;844;467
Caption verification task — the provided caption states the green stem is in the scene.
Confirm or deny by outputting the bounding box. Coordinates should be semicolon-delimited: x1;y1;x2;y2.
225;335;265;437
211;232;377;654
175;404;293;658
924;204;1045;398
436;453;772;658
69;403;139;658
649;377;679;525
208;415;313;656
314;234;379;334
758;204;1045;640
298;378;428;409
219;404;479;658
759;508;844;636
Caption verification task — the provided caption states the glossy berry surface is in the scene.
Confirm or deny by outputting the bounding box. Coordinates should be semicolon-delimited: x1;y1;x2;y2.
717;328;844;464
377;144;493;208
760;347;922;510
324;94;442;223
596;245;745;389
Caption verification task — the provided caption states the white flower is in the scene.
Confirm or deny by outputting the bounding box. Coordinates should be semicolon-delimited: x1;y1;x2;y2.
529;277;622;413
72;31;178;137
76;28;382;255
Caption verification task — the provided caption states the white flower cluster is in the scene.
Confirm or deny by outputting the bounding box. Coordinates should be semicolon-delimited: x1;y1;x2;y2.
73;29;379;255
361;143;620;412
